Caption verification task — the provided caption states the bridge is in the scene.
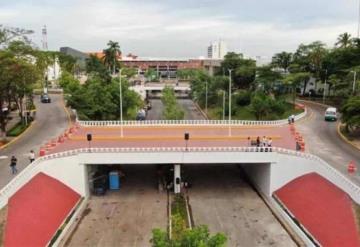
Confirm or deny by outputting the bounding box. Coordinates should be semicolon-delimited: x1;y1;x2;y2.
1;111;360;246
130;82;191;99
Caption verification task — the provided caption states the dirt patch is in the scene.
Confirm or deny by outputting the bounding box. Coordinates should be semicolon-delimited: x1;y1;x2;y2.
0;206;8;247
352;202;360;236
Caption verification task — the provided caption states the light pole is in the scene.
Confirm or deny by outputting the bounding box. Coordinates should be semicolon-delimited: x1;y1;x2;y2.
323;69;327;104
222;90;226;121
228;69;233;137
351;70;357;94
358;0;360;38
205;81;208;114
119;69;123;138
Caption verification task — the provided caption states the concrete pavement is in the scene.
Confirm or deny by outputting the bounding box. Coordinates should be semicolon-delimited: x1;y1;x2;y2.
0;94;69;188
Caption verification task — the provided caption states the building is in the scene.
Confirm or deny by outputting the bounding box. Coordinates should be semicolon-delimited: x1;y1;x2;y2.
60;47;89;70
207;40;227;59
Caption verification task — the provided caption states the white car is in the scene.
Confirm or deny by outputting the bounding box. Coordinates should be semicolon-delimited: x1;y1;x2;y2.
324;107;337;121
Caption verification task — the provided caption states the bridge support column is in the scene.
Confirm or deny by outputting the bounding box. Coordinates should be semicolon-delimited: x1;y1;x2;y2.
174;164;181;194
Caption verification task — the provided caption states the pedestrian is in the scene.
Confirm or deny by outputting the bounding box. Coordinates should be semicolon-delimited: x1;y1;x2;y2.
288;116;291;124
291;114;295;123
10;156;18;174
256;136;260;147
29;150;35;163
262;136;267;147
268;138;272;147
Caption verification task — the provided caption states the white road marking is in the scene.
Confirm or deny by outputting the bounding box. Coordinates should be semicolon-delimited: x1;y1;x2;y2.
0;155;8;159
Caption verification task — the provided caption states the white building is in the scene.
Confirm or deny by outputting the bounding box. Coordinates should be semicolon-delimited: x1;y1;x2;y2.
207;40;227;59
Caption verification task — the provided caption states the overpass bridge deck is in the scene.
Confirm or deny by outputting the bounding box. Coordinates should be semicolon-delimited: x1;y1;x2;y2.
46;124;297;154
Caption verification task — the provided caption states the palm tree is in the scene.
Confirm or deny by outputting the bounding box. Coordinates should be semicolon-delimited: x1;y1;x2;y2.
103;40;121;74
271;52;292;73
336;32;352;48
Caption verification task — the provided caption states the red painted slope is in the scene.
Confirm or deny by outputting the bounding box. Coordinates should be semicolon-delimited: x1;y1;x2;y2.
275;172;360;247
4;173;80;247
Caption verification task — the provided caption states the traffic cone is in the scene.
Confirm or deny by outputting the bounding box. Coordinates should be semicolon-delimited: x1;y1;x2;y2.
348;161;356;173
58;135;64;143
39;147;46;156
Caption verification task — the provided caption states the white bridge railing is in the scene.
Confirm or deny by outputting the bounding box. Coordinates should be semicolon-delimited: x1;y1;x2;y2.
1;143;360;209
77;109;307;127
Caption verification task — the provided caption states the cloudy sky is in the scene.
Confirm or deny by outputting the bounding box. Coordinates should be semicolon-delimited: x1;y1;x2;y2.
0;0;359;59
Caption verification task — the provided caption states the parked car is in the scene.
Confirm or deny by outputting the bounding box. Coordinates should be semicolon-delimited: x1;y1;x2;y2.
40;94;51;103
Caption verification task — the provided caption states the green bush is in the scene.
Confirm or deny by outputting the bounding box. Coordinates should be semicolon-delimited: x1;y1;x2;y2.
6;122;30;137
235;90;251;106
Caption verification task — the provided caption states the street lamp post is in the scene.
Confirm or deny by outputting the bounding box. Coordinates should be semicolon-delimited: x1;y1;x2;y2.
205;81;208;114
222;90;226;121
352;70;357;95
228;69;233;137
119;69;123;138
323;69;327;104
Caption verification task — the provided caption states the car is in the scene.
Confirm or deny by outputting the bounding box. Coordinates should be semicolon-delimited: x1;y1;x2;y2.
40;94;51;103
146;102;152;110
324;107;337;121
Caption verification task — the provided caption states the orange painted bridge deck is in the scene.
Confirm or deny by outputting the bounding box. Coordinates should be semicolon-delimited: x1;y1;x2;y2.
46;124;299;154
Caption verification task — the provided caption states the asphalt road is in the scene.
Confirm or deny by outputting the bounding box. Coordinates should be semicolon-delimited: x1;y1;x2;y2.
186;164;295;247
0;94;69;188
145;99;163;120
146;98;205;121
296;101;360;182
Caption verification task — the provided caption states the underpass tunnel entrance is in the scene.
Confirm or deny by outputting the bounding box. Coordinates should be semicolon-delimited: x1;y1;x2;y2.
86;164;178;196
177;163;272;195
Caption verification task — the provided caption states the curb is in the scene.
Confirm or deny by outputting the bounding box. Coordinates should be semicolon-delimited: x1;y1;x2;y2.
61;95;72;129
297;99;332;108
336;123;360;152
0;121;36;151
193;102;209;120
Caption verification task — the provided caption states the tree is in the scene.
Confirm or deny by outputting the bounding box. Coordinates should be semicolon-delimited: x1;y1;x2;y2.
161;86;184;120
86;54;111;82
103;40;121;74
58;52;77;73
341;96;360;132
271;52;292;72
255;65;282;93
336;32;352;48
0;25;33;46
284;72;311;104
220;52;256;89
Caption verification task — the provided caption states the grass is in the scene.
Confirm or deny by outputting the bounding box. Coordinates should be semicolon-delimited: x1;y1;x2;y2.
171;194;189;240
340;125;360;142
207;103;303;121
6;121;31;137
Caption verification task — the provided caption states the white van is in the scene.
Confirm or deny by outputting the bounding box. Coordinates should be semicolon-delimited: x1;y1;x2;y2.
324;107;337;121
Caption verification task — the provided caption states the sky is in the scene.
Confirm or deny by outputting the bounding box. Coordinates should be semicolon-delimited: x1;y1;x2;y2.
0;0;359;60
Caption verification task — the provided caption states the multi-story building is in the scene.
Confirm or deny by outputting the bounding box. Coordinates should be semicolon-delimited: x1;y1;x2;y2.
207;40;227;59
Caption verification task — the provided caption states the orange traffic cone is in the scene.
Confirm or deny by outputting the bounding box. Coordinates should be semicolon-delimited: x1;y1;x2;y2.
348;161;356;173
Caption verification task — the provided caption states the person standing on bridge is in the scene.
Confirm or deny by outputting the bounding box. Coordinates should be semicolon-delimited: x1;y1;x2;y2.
28;150;35;163
256;136;260;147
10;156;18;174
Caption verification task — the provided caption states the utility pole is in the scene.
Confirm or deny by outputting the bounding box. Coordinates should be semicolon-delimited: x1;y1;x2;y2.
228;69;233;137
205;81;208;114
223;90;226;121
119;69;123;138
358;0;360;38
323;69;327;104
352;70;357;94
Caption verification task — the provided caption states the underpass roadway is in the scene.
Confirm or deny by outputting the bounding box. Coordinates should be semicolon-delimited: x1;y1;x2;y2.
173;98;296;246
296;100;360;184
